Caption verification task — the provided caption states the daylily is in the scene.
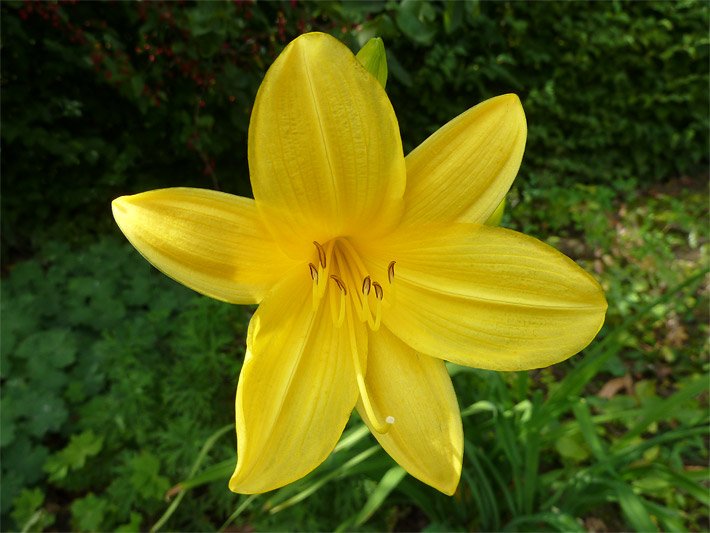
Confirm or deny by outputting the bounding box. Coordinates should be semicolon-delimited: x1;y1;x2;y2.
112;32;607;495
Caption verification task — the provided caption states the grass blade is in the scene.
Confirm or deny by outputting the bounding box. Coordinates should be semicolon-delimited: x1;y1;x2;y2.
336;465;407;531
151;424;232;532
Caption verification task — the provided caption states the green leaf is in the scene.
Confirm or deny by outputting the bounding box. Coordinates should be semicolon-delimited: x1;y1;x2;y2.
44;430;104;482
71;493;108;532
116;512;143;532
555;434;590;462
356;37;388;89
395;0;438;45
617;376;709;445
266;445;381;514
572;399;607;461
11;488;55;533
610;480;658;532
630;464;710;506
340;465;406;530
15;328;76;368
1;403;16;447
128;452;170;501
175;459;233;491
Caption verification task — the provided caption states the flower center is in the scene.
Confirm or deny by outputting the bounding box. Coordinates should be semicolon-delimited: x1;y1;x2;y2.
308;239;397;434
308;239;396;331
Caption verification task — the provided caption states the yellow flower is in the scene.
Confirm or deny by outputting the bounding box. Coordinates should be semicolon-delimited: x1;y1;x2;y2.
112;32;607;496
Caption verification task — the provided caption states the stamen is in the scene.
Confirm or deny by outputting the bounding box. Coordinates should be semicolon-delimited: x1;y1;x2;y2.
330;275;347;295
361;276;371;295
329;275;346;327
308;262;319;282
346;305;394;434
387;261;396;284
372;281;383;300
372;282;383;331
313;241;327;268
309;263;320;310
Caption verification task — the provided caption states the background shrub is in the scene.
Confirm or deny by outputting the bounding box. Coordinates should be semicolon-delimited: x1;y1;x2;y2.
2;0;707;258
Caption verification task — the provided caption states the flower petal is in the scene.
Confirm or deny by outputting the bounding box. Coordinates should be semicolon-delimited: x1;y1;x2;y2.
364;224;607;370
401;94;526;225
358;327;462;495
249;32;406;252
229;272;362;494
112;188;296;304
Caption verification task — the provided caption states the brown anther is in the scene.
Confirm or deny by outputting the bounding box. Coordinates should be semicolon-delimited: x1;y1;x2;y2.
373;281;383;300
330;275;347;295
308;263;319;282
313;241;326;268
387;261;396;284
362;276;372;295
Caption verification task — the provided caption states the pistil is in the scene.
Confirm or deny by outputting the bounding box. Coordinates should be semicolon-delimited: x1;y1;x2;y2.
346;303;394;434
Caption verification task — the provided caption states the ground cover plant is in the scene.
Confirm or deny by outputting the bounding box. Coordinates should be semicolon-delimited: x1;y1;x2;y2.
1;1;708;531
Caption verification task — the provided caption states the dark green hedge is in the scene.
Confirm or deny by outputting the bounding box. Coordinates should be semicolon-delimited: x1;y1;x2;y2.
2;0;707;259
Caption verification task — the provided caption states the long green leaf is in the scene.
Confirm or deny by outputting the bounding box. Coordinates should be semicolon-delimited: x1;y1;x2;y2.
543;270;708;417
627;463;710;506
267;445;380;514
615;376;709;445
463;440;501;530
470;443;517;517
177;459;233;491
572;399;608;462
336;465;407;531
151;424;232;532
217;495;258;533
503;511;585;532
607;479;657;532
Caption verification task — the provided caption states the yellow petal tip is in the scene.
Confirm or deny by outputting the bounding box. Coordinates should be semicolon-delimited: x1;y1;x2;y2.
111;196;136;229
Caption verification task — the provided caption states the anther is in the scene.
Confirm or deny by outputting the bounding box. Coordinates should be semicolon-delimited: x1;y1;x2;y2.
308;263;319;282
330;275;347;295
361;276;371;295
313;241;326;268
371;282;383;331
387;261;396;284
373;282;384;300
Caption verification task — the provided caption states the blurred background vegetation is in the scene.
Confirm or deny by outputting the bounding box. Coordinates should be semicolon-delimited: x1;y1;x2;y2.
1;1;708;531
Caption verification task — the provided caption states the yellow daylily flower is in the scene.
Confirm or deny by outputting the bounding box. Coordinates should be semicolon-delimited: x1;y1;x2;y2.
112;32;607;496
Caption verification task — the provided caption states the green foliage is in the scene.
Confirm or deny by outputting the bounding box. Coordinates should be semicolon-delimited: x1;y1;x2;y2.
10;488;55;532
351;1;709;191
1;0;318;257
71;493;108;533
2;1;707;260
1;237;250;530
44;430;104;482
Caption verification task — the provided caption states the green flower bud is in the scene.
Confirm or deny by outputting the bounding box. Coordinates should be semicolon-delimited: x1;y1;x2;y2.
356;37;388;89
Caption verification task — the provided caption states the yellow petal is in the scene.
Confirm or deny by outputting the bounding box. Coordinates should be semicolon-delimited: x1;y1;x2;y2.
358;327;462;495
364;224;607;370
112;188;296;305
249;32;406;253
229;272;362;493
401;94;526;225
